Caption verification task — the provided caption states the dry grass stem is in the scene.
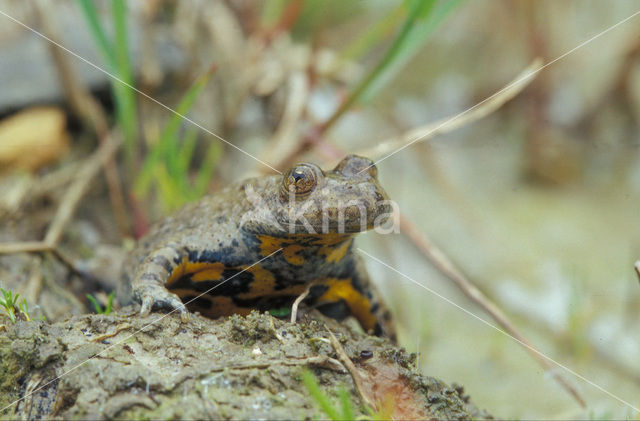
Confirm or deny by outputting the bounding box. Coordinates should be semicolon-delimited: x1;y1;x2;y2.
325;326;376;411
44;134;121;245
34;0;130;237
0;134;120;265
399;214;587;408
290;281;314;324
354;59;543;160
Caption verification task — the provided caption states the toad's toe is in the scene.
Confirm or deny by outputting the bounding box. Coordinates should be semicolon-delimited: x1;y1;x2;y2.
136;284;189;322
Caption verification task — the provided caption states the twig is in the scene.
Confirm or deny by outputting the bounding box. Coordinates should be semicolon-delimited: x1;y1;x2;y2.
399;214;587;408
44;134;121;245
266;57;588;405
0;241;51;254
21;372;44;420
0;242;94;286
271;119;329;171
575;37;640;133
635;261;640;284
268;317;286;345
0;134;121;257
49;247;100;288
269;57;587;406
90;323;133;342
34;0;130;238
258;0;305;42
325;326;376;411
274;56;541;170
257;71;309;173
1;161;82;215
205;355;346;373
290;281;314;324
354;59;543;160
502;295;640;387
22;255;43;307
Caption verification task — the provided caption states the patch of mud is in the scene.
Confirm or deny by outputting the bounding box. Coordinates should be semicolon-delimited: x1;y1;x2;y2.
0;309;493;420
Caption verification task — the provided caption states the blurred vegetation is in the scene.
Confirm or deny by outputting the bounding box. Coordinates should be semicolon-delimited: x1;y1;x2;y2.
76;0;462;212
2;0;639;419
301;370;356;420
133;67;222;211
78;0;223;212
0;288;33;323
86;292;114;315
77;0;137;167
301;370;394;420
330;0;465;123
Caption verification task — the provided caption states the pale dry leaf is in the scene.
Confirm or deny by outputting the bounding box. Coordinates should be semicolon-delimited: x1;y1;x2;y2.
0;106;70;172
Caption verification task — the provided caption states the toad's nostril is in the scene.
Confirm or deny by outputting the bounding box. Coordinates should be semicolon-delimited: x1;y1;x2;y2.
365;163;378;179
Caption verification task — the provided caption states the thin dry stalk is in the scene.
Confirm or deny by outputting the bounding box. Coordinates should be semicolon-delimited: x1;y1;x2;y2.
0;134;121;257
325;326;376;411
257;71;309;174
399;214;586;408
274;55;541;170
274;58;589;406
44;134;121;245
502;294;640;387
34;0;130;238
290;281;314;324
355;59;543;160
0;241;51;254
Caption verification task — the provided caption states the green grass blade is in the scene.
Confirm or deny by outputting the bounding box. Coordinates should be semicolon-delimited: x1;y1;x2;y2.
323;0;464;133
19;298;31;322
105;292;114;315
76;0;116;68
154;165;183;210
77;0;137;168
175;126;201;197
1;287;15;306
192;140;222;199
86;294;103;314
176;126;200;177
337;386;355;420
112;0;138;165
260;0;289;28
113;0;133;83
361;0;465;101
134;66;217;197
0;288;17;323
301;370;341;420
339;3;405;62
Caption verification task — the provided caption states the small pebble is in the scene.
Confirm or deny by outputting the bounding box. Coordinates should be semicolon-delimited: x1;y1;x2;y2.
360;350;373;359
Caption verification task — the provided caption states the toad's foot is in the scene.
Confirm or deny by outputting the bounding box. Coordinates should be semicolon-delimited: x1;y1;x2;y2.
135;283;190;322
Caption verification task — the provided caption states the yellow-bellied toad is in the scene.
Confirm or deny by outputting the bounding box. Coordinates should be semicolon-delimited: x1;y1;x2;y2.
124;155;395;337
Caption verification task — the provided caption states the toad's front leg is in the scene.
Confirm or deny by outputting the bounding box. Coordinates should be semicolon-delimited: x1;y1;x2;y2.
131;243;190;322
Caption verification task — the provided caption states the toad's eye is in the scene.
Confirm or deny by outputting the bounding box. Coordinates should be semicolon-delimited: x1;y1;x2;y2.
281;163;322;200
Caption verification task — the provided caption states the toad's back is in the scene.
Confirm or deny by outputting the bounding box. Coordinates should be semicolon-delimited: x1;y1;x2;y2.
124;155;395;338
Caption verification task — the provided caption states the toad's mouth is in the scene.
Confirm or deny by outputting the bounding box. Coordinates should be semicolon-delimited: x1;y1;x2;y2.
274;201;392;234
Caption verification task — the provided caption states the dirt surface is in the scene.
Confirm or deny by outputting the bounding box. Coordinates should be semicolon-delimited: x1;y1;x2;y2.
0;140;492;420
0;309;493;420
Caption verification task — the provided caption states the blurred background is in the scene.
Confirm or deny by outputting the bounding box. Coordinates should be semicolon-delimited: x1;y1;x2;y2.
1;0;639;418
